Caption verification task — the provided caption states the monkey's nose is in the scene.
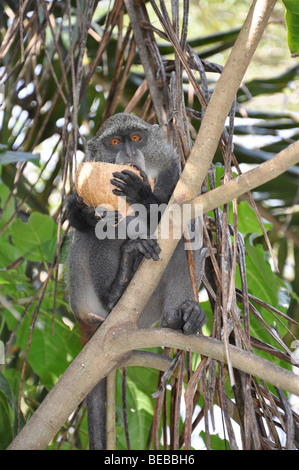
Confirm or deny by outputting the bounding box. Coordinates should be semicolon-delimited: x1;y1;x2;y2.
124;141;135;158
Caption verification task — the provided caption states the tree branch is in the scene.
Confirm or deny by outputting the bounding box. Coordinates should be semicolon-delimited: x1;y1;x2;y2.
189;139;299;219
115;328;299;397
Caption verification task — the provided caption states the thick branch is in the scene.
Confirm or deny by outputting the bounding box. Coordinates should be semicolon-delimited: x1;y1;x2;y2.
189;139;299;218
115;329;299;397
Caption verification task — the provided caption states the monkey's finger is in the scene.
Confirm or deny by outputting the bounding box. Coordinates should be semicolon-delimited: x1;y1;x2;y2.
140;239;160;261
112;190;128;201
111;183;130;199
120;170;141;180
125;169;151;189
75;192;86;207
181;300;194;321
110;178;128;190
111;174;131;188
133;239;158;260
112;171;138;183
75;193;84;203
135;241;152;259
161;308;183;330
112;171;126;180
116;170;148;187
146;238;161;256
182;303;206;335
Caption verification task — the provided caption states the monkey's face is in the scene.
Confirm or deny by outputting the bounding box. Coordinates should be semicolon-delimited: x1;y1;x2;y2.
103;129;147;173
87;114;175;179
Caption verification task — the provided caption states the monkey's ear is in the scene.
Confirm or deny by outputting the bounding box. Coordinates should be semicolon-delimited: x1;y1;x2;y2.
152;124;160;131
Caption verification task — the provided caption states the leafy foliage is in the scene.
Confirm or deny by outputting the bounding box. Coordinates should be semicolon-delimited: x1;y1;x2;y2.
283;0;299;56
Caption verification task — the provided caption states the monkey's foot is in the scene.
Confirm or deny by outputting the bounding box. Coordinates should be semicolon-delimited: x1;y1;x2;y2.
161;300;206;335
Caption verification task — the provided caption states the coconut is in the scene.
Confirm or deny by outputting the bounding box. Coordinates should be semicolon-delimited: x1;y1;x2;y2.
75;161;154;216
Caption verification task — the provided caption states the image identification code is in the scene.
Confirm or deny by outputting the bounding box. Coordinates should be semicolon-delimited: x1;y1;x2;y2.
104;454;196;467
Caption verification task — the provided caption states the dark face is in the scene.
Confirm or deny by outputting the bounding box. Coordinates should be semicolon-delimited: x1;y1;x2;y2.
103;129;148;171
87;114;176;180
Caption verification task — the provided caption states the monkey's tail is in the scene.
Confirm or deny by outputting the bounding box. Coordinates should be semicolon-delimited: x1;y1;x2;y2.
87;379;107;450
80;321;107;450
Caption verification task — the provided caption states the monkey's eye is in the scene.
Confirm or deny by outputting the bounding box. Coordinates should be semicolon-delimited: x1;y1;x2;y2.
131;134;141;142
110;137;121;146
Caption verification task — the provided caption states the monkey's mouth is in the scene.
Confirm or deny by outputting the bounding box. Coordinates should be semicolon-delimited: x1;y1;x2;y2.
128;163;142;172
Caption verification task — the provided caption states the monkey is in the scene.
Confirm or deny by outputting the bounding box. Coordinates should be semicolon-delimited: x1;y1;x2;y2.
66;113;206;449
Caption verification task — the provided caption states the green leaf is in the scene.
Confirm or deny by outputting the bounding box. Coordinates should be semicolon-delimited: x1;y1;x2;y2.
282;1;299;57
278;238;288;276
199;430;231;450
0;390;14;449
116;368;156;450
0;242;21;267
238;236;278;307
16;313;81;390
236;237;290;364
228;201;272;236
0;147;39;164
0;370;20;412
0;370;25;439
11;212;58;263
0;183;15;229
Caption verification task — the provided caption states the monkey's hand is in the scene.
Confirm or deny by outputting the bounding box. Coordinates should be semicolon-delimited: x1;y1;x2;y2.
111;170;159;208
123;237;161;262
161;300;206;335
67;192;99;231
67;192;120;232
